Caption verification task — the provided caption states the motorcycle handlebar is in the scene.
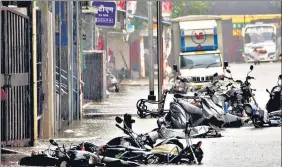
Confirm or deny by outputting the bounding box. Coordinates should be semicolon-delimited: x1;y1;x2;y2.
247;76;255;80
115;124;126;133
176;76;190;83
224;76;233;80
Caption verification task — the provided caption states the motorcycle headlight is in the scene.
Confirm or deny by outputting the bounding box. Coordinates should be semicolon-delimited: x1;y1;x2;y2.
141;135;147;141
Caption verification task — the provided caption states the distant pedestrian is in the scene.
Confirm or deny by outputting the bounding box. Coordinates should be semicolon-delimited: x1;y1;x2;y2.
252;48;260;65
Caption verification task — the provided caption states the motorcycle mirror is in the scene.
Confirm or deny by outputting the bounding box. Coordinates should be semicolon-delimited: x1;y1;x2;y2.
250;65;254;71
226;69;231;74
115;116;123;124
279;75;282;80
224;61;229;69
213;73;218;77
49;139;58;146
266;89;270;94
157;117;165;127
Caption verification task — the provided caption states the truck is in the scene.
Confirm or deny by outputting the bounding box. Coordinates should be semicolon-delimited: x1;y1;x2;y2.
242;22;281;62
170;15;228;90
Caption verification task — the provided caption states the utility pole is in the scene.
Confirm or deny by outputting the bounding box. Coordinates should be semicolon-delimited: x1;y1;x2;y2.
156;1;163;109
70;1;74;121
147;1;156;101
58;0;62;132
52;0;57;136
67;1;73;124
32;0;38;145
0;2;2;160
76;1;81;120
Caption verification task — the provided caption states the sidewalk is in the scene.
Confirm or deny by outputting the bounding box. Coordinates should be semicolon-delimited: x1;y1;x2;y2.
119;78;170;86
82;86;160;118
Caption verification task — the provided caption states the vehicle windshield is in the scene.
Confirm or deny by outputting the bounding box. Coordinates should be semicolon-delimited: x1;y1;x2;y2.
180;53;222;69
245;26;275;44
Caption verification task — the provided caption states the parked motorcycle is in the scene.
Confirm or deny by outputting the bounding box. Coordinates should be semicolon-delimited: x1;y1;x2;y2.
97;116;204;165
19;139;139;167
169;76;191;94
168;64;191;94
202;71;252;127
243;73;281;128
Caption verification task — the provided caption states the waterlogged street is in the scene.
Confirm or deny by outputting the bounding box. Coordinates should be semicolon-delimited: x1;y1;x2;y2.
1;63;281;167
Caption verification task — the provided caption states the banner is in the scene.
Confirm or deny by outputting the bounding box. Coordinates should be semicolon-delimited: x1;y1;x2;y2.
162;0;172;17
96;35;104;50
126;1;137;14
117;1;125;10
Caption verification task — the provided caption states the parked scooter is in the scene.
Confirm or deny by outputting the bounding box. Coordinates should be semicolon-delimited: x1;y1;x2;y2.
19;139;139;167
164;92;224;137
136;89;170;118
136;65;190;119
266;74;282;113
107;71;119;92
243;73;281;128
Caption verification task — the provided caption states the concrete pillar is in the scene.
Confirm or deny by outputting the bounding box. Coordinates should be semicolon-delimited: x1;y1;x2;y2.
32;1;38;145
39;1;54;139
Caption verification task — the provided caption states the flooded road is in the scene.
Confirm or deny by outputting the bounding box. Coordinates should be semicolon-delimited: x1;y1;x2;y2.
2;63;281;167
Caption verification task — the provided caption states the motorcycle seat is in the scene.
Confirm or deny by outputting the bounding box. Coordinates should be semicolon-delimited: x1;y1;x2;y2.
105;145;147;152
177;99;203;116
125;146;147;152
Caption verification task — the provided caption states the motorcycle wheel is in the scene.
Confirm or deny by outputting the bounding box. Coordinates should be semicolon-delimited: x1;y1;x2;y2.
253;117;263;128
145;155;159;164
59;161;68;167
115;86;119;92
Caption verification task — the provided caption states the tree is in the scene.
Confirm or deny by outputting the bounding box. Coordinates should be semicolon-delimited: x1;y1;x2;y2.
128;1;214;40
172;1;214;18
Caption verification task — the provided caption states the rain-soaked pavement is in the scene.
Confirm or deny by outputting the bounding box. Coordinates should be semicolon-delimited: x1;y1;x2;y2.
1;62;281;167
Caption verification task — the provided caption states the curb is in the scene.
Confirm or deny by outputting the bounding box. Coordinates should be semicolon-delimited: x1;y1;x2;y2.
120;83;163;86
120;84;172;87
1;148;30;155
83;113;139;119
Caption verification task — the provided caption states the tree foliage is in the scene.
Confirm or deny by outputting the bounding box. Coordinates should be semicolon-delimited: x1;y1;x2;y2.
172;1;213;18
